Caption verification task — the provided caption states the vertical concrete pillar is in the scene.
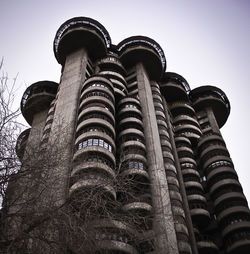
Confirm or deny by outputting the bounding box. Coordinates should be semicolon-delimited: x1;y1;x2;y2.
205;107;221;135
47;48;88;206
136;62;178;254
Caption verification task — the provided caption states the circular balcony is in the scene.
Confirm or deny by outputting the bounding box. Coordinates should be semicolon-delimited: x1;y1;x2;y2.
78;106;115;127
173;115;199;128
207;166;237;188
73;146;115;169
82;75;114;92
81;86;115;105
226;238;250;254
71;161;115;181
200;145;229;164
117;36;166;80
169;102;195;117
214;192;247;214
92;219;138;254
119;117;143;132
160;72;190;102
76;118;115;140
210;179;242;199
190;86;230;128
21;81;58;125
203;155;233;173
54;17;111;64
15;128;31;160
197;237;219;254
96;55;127;76
69;176;116;210
198;133;225;152
75;131;115;152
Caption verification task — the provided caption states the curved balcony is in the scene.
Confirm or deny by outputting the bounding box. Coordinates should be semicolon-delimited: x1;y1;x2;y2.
81;85;115;104
174;124;202;139
119;117;143;132
210;179;242;199
122;201;152;216
99;70;126;85
217;206;250;224
160;72;190;102
169;102;195;117
73;146;115;168
96;55;127;76
119;128;144;141
78;106;115;127
203;155;233;173
214;192;247;214
79;95;115;114
117;36;166;80
69;177;116;209
96;240;138;254
226;238;250;254
179;156;197;166
197;236;219;254
120;168;150;184
118;97;141;109
118;107;142;121
82;75;114;93
189;204;210;227
175;136;191;147
190;86;230;128
15;128;31;160
92;219;138;254
71;161;115;181
222;221;250;239
177;146;194;159
173;115;200;128
207;166;237;188
76;118;115;140
75;131;115;152
54;17;111;64
21;81;58;125
198;133;225;151
200;145;229;164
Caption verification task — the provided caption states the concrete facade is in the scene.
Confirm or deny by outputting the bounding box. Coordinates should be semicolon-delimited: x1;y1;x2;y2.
7;17;250;253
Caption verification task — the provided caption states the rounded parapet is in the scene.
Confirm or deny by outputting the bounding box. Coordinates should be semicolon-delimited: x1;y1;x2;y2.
54;17;111;64
117;36;166;80
160;72;190;102
96;55;127;76
189;86;230;128
15;128;31;160
21;81;58;125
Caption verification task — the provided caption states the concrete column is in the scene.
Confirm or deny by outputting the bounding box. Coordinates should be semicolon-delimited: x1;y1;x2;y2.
206;107;221;134
47;48;88;206
136;62;178;254
162;98;198;254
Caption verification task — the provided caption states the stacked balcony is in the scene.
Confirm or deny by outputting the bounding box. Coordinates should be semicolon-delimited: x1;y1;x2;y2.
175;137;210;229
40;98;57;146
92;219;139;254
117;97;152;232
151;82;191;254
97;55;128;100
21;81;58;125
194;227;219;254
70;76;116;213
198;133;250;253
16;128;31;160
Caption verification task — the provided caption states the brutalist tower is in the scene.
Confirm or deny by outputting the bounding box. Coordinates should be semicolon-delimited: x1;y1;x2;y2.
10;17;250;253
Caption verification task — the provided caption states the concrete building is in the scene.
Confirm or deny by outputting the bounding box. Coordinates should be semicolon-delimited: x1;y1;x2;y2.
12;17;250;253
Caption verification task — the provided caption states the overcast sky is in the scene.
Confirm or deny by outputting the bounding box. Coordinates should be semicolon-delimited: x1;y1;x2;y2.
1;0;250;202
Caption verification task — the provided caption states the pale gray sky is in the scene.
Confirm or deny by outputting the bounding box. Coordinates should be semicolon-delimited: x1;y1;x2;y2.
1;0;250;201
